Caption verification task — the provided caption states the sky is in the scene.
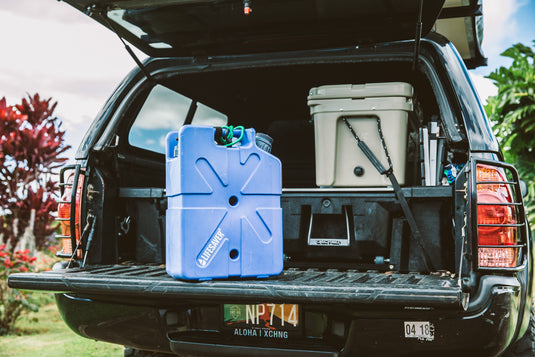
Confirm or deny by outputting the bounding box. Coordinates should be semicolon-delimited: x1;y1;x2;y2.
1;0;535;160
470;0;535;100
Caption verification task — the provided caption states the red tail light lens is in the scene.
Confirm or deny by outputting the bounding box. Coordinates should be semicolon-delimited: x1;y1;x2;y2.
477;191;516;245
57;171;84;258
476;164;519;268
58;185;73;254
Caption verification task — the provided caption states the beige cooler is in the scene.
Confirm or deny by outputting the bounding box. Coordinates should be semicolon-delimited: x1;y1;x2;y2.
308;83;413;187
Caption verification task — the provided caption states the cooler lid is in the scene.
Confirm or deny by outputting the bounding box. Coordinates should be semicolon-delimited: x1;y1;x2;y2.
308;96;413;114
62;0;445;57
308;83;414;101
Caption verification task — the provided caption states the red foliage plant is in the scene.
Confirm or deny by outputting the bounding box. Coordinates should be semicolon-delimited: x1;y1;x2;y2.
0;244;39;335
0;94;70;251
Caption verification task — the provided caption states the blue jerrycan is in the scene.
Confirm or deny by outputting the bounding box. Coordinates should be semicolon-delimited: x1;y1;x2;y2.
165;125;283;280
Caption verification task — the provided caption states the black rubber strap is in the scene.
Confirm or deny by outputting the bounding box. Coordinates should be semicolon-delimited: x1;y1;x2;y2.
386;172;435;272
343;118;390;175
343;118;434;272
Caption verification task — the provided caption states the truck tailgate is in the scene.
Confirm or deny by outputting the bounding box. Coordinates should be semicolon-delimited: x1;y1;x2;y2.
9;265;465;308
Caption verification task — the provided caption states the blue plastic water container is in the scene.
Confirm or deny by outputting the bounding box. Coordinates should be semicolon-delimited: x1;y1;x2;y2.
165;125;283;280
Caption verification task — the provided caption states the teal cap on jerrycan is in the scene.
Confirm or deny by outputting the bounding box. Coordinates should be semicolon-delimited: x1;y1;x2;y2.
165;125;283;280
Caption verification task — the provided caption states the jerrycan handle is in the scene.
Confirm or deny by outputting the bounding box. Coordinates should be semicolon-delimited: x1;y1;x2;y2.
166;131;179;159
214;125;247;147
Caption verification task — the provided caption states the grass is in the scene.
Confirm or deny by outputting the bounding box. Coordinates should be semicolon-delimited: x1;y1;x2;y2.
0;294;123;357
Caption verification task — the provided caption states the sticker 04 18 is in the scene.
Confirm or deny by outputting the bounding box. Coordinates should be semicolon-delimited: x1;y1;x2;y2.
404;321;435;341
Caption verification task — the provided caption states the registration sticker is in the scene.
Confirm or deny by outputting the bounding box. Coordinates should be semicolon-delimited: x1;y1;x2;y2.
404;321;434;341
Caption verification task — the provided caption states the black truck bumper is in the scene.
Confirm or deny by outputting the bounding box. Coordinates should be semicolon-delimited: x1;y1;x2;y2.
9;266;524;356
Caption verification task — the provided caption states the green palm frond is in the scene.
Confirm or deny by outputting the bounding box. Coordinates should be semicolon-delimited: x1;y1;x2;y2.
486;42;535;231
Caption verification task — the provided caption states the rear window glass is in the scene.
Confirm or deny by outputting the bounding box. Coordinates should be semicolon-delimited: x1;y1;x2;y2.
128;85;227;154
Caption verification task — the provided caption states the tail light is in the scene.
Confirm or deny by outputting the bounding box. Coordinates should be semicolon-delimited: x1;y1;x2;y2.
56;166;84;259
476;163;525;269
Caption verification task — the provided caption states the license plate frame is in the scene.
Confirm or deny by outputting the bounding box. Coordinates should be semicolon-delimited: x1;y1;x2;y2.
222;303;301;339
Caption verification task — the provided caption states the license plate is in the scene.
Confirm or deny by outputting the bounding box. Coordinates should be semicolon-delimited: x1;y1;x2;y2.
222;303;300;339
404;321;434;341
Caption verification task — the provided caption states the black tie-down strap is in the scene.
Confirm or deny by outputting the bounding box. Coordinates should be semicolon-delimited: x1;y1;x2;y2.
342;118;435;272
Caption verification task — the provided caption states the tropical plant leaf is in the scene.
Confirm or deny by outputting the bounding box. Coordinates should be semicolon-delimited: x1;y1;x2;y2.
486;41;535;232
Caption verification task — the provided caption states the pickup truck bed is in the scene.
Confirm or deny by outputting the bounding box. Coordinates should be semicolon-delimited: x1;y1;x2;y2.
9;265;463;307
